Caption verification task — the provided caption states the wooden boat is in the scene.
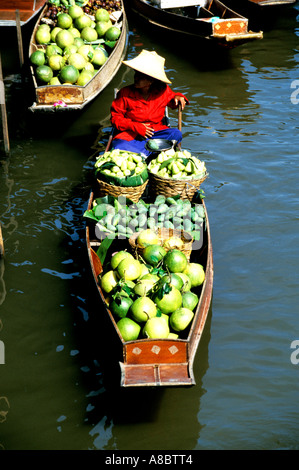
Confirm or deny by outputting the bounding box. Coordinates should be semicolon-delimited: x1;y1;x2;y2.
237;0;296;7
85;136;214;387
126;0;263;49
0;0;46;27
28;1;129;112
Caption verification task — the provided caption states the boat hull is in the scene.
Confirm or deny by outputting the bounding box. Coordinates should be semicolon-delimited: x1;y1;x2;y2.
127;0;263;48
28;3;128;112
0;0;45;27
86;190;213;388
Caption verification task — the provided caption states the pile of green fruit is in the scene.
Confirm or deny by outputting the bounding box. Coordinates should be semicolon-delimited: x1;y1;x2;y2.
94;149;148;187
99;237;206;341
148;149;207;180
30;2;122;86
83;193;205;241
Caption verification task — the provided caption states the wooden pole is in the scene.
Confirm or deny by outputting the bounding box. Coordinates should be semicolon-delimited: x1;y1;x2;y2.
177;102;182;150
0;52;10;156
15;10;24;70
0;225;4;258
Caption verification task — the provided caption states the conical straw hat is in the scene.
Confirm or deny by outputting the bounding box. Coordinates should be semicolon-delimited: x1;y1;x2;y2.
122;50;172;84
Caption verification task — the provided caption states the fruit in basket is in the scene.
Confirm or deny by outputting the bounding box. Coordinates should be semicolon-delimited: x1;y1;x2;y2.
105;26;121;41
68;52;87;70
170;307;194;332
111;251;134;270
148;149;207;180
75;14;92;30
183;263;205;288
50;26;62;42
162;236;184;250
175;273;191;292
96;20;113;37
81;26;98;42
100;269;119;294
143;316;170;339
117;317;141;342
48;54;65;71
91;48;107;67
137;229;159;248
133;279;157;297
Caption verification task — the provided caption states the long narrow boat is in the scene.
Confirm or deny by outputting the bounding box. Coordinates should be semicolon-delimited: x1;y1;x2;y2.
235;0;296;7
85;137;214;388
28;1;129;112
0;0;46;27
126;0;263;49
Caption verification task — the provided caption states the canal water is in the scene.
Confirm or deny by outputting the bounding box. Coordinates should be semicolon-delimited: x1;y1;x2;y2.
0;4;299;451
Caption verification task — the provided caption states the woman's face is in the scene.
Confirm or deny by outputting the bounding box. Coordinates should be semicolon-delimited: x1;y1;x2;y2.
134;71;154;89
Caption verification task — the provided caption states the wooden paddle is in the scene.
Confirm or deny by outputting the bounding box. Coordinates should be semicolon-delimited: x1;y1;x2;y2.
177;102;182;150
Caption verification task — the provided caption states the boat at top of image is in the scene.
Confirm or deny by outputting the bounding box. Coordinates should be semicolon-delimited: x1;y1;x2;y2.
0;0;46;27
28;0;129;112
84;122;214;388
126;0;263;49
240;0;296;7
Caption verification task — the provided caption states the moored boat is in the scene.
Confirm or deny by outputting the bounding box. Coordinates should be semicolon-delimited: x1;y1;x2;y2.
85;135;214;388
127;0;263;49
28;1;129;112
0;0;46;27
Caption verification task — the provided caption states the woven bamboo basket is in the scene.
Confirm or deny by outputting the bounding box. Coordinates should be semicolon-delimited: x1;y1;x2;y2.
148;172;208;201
129;227;193;260
96;178;148;203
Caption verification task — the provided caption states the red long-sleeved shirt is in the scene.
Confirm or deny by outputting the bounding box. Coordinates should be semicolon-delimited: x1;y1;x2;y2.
110;84;188;141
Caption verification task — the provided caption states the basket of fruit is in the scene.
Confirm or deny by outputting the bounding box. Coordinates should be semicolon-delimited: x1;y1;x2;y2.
95;149;149;203
129;228;194;260
148;149;208;201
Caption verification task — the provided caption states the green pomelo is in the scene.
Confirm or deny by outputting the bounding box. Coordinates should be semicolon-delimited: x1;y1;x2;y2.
80;26;98;42
168;332;179;339
183;263;205;288
110;296;133;319
76;70;93;86
46;44;62;58
91;48;107;67
159;273;184;291
83;62;94;72
143;316;170;339
49;77;61;85
110;251;134;270
133;279;156;297
75;14;91;30
63;44;78;58
142;244;166;267
77;44;94;61
57;13;73;29
48;54;65;71
95;8;110;22
55;29;74;49
105;26;121;41
163;249;188;273
68;52;87;70
73;37;85;48
68;5;84;19
30;50;46;66
50;27;62;42
35;65;53;83
59;64;80;84
35;27;51;44
182;291;199;311
68;27;81;38
175;272;191;292
140;273;160;283
130;297;157;323
153;286;182;315
137;229;159;248
100;269;119;294
117;258;142;281
117;317;141;342
95;20;112;37
170;307;194;332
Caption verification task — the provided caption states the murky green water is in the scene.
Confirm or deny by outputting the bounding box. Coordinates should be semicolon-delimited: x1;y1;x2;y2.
0;4;299;451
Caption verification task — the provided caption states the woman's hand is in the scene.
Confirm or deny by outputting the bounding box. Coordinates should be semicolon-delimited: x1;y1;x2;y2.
174;96;187;110
142;123;155;138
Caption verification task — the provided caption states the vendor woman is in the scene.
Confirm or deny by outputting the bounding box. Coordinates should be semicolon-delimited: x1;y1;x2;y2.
110;49;189;157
